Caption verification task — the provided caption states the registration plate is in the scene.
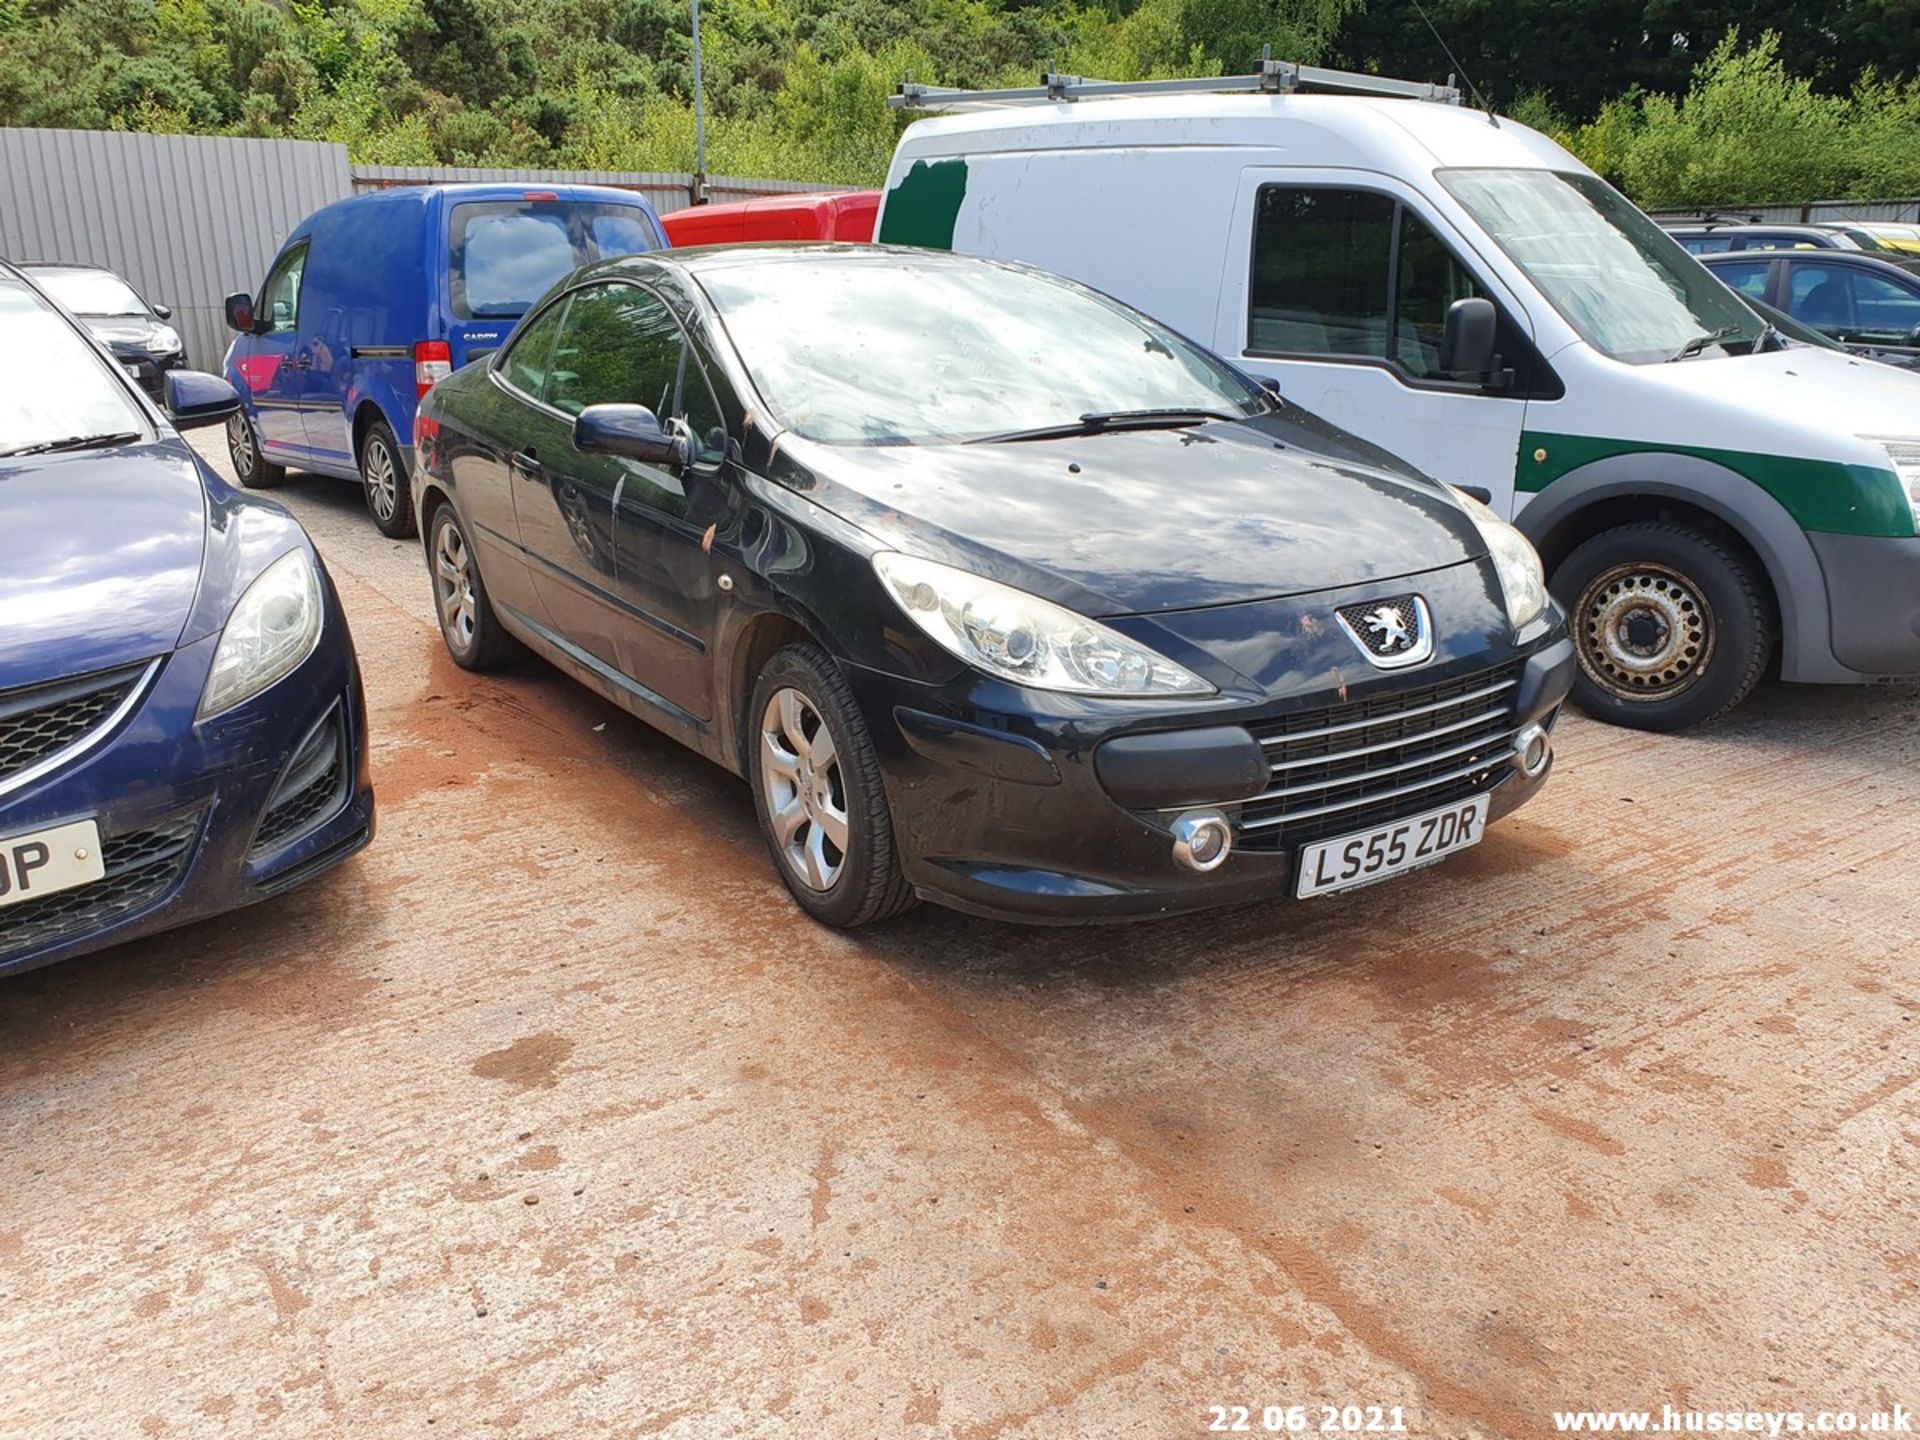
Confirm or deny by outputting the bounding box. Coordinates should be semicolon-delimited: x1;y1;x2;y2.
0;819;105;910
1295;795;1490;899
122;361;142;377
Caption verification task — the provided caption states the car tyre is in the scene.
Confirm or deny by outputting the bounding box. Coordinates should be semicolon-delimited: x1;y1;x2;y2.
748;643;918;928
428;502;517;671
226;411;284;488
1552;521;1773;732
359;418;416;539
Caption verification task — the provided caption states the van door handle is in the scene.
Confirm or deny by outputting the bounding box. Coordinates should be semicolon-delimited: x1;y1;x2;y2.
510;449;543;479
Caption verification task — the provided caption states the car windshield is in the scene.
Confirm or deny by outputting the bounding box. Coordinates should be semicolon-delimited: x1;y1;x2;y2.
31;268;148;317
449;200;662;320
1441;169;1765;364
696;255;1265;445
0;277;149;455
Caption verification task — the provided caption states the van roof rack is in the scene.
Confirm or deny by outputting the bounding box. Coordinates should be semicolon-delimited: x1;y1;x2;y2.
889;57;1463;111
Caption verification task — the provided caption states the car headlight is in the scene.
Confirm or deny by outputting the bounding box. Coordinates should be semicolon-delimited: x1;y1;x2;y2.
1861;437;1920;526
873;552;1214;697
1450;489;1548;631
150;324;181;355
198;549;324;720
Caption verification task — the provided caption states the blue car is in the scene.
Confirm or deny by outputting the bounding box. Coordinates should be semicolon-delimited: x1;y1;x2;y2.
0;262;373;979
220;183;667;539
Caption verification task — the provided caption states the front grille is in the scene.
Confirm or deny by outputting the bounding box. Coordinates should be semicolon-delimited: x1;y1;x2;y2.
0;813;201;964
251;704;348;856
1231;663;1525;851
0;662;151;791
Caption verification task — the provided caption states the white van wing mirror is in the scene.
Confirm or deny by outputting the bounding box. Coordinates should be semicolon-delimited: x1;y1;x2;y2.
1439;297;1498;377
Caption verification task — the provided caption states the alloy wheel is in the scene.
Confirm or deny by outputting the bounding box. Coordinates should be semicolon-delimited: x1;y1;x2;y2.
1574;562;1715;702
759;687;849;892
364;437;398;522
227;413;255;477
433;520;477;653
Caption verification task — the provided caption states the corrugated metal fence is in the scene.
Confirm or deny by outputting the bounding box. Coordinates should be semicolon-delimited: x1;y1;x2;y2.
1;128;844;369
1650;198;1920;224
1;128;352;372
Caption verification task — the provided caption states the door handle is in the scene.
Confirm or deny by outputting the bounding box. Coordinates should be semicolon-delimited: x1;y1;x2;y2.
510;448;544;479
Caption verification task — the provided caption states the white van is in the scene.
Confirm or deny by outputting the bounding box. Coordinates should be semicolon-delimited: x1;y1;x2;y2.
874;67;1920;730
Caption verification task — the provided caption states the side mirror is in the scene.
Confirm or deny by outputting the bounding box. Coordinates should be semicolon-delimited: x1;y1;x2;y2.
164;371;242;430
224;292;256;334
1439;296;1499;379
573;404;690;467
151;303;172;320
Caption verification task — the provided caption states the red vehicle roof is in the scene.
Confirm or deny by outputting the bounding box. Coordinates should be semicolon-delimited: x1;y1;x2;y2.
661;191;880;247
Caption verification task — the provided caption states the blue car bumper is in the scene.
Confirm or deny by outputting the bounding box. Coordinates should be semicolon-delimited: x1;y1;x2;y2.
0;584;373;979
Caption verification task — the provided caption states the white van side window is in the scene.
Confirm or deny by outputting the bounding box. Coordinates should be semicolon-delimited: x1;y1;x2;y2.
1248;187;1484;382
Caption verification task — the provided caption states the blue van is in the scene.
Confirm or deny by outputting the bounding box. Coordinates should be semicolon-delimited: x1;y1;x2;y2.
221;183;666;536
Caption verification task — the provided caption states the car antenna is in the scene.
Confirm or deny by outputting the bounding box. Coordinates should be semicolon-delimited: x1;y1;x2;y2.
1408;0;1498;127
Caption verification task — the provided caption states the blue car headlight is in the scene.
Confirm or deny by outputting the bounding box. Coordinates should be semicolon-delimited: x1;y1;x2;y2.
198;549;323;720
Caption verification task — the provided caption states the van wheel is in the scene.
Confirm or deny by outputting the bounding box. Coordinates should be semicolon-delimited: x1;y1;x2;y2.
428;502;517;670
359;419;416;538
1552;522;1772;732
227;411;283;488
747;644;917;929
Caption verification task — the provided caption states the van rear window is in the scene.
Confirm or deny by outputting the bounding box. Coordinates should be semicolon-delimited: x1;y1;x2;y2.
449;200;661;320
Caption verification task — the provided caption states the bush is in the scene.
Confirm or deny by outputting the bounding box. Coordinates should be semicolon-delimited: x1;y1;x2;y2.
1559;30;1920;208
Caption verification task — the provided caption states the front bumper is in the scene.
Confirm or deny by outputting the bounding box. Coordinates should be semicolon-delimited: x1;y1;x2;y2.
0;592;374;978
1809;532;1920;678
111;348;184;402
850;596;1574;925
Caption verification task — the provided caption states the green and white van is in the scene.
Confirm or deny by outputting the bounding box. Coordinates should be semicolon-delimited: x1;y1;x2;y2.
875;73;1920;730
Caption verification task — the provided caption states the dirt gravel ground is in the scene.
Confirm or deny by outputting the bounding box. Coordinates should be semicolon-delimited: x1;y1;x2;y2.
2;438;1916;1440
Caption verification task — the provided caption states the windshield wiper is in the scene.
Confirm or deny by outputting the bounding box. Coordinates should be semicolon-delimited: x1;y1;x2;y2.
0;430;142;458
1667;325;1744;363
967;408;1241;445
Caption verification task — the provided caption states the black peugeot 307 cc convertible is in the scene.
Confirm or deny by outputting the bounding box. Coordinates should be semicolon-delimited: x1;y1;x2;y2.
412;245;1575;927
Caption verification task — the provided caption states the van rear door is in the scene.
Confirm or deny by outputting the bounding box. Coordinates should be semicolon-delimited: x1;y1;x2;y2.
444;194;664;369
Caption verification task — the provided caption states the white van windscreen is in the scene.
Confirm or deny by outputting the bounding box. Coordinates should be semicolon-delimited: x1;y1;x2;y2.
1440;169;1764;364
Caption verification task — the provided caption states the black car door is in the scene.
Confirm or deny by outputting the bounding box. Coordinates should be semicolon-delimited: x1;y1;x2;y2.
446;296;572;629
608;302;738;725
514;280;727;707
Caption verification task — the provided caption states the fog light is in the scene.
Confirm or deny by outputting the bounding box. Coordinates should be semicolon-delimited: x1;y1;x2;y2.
1512;722;1551;779
1171;809;1233;873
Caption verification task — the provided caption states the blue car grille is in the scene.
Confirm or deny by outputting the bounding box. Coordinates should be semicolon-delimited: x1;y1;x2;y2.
0;662;150;791
251;703;348;856
0;812;201;964
1233;662;1527;851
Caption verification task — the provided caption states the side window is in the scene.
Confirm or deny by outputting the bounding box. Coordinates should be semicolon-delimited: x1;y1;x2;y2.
499;299;570;399
1788;263;1851;332
1249;186;1495;383
1394;210;1485;378
1844;270;1920;344
678;349;728;466
1711;261;1771;302
259;242;308;335
1249;188;1393;357
545;283;682;419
